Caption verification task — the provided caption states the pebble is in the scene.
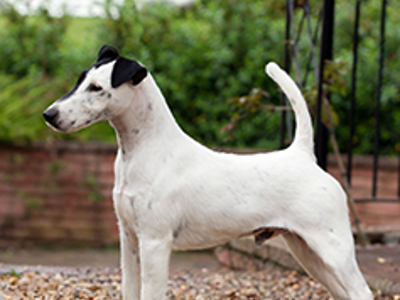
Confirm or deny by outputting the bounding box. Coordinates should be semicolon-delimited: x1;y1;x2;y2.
0;266;397;299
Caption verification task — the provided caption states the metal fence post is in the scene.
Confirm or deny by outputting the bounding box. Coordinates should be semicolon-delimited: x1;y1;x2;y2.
347;0;361;185
372;0;387;199
315;0;335;170
280;0;293;149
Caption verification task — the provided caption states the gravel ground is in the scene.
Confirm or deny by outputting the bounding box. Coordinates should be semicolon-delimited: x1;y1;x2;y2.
0;265;398;300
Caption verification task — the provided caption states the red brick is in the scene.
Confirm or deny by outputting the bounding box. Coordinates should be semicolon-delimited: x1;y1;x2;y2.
0;144;398;247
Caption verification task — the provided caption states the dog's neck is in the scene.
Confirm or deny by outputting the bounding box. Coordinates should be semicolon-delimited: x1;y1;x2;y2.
110;74;184;158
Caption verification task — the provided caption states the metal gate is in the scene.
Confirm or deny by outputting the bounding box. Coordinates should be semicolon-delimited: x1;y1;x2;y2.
281;0;400;203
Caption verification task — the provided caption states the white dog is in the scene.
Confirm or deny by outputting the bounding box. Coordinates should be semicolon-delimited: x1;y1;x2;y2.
43;45;372;300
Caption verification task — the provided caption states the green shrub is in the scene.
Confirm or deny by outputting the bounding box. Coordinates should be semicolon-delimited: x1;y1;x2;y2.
0;2;68;78
0;4;114;145
97;0;286;148
0;0;398;155
0;74;60;143
333;1;400;155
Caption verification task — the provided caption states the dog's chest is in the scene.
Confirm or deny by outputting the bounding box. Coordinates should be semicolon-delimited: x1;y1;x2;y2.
112;155;139;228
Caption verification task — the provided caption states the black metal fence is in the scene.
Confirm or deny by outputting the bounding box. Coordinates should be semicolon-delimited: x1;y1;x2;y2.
282;0;399;203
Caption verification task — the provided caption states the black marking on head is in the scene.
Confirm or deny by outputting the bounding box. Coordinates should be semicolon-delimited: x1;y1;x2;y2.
112;57;147;88
58;69;89;102
96;45;119;67
57;45;117;102
86;83;103;93
88;45;148;88
57;45;147;101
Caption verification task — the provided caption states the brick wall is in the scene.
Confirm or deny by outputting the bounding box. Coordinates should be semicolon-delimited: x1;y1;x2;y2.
328;155;400;226
0;142;118;248
0;143;398;248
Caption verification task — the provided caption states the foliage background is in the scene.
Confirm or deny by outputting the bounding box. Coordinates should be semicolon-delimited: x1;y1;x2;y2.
0;0;399;154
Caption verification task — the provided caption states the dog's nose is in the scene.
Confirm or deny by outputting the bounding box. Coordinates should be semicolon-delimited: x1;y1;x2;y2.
43;108;59;125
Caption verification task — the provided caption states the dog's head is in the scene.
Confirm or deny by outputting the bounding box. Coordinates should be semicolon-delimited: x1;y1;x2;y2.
43;45;147;132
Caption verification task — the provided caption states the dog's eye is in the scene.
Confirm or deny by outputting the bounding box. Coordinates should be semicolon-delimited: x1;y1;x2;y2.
88;83;103;92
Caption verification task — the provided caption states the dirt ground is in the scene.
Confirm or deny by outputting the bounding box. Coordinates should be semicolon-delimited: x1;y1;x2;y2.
1;245;399;284
0;246;399;299
0;248;219;270
357;245;400;284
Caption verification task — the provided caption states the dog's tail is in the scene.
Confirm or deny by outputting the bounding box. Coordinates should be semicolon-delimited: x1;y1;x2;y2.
265;62;314;155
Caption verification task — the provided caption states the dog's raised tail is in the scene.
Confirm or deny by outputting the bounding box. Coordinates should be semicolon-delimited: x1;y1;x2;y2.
265;62;314;155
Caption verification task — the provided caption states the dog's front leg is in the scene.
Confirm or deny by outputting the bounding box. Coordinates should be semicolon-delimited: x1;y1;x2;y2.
120;226;141;300
139;236;171;300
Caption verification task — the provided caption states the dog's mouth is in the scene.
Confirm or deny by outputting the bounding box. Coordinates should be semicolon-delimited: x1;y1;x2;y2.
43;107;104;133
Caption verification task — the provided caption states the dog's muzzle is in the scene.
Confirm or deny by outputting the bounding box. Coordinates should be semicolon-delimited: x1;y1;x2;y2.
43;107;60;130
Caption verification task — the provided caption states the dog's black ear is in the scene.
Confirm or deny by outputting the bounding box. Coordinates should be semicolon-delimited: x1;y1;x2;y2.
111;57;148;88
97;45;119;63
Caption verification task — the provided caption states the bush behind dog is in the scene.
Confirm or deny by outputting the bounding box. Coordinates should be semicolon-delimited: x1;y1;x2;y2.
0;0;399;155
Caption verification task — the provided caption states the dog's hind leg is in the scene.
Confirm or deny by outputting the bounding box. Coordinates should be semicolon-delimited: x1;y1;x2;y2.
282;230;373;300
